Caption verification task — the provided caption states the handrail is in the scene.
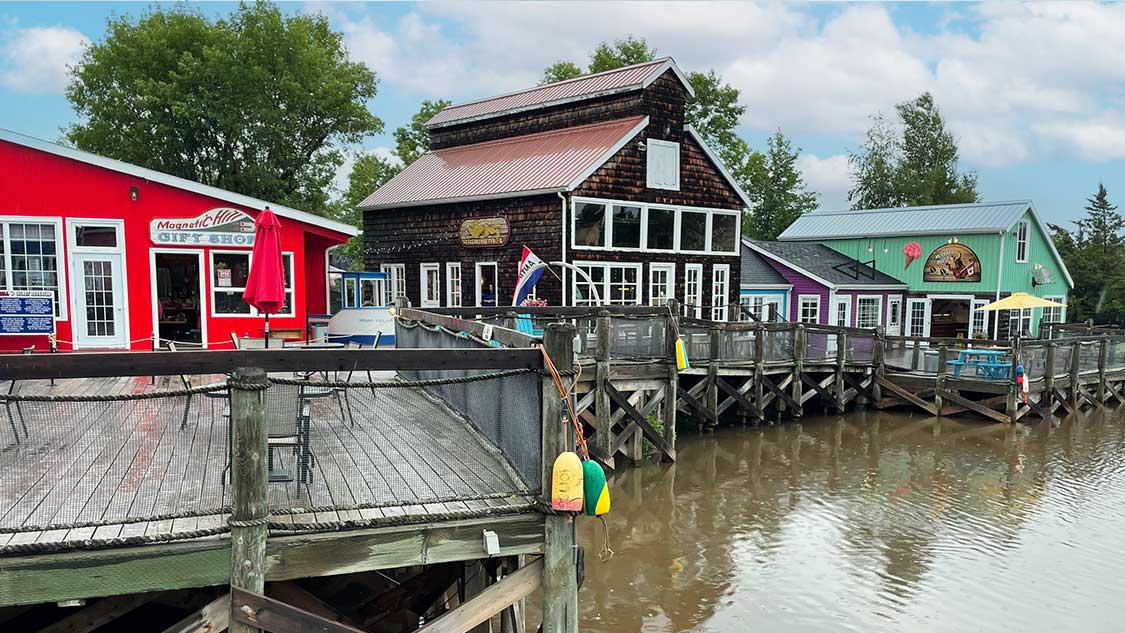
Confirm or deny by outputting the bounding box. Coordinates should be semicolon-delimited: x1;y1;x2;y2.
398;308;540;348
425;306;669;317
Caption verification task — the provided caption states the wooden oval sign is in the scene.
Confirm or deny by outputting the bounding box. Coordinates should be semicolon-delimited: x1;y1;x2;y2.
923;242;981;282
459;217;511;248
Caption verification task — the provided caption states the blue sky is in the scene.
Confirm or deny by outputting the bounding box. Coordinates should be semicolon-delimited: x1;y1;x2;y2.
3;2;1124;227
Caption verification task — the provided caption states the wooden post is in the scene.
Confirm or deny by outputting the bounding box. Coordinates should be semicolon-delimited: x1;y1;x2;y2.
229;367;269;633
663;300;678;459
594;311;612;462
911;339;922;371
934;344;949;414
872;326;885;402
1006;341;1019;424
834;330;847;412
1098;338;1109;405
753;323;766;417
1044;342;1056;413
707;326;721;423
791;325;805;417
540;323;577;633
1069;342;1082;409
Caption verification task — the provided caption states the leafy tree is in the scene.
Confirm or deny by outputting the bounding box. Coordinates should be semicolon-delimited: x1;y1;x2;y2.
741;131;819;240
66;3;381;215
1050;183;1125;323
541;61;583;85
848;92;978;209
331;152;402;269
393;99;452;165
588;37;659;73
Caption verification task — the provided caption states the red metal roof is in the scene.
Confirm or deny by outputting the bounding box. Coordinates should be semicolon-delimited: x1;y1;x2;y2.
359;116;649;210
426;58;690;128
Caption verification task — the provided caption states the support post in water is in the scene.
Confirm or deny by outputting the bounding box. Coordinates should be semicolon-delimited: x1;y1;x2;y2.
594;311;612;464
1098;338;1109;405
229;366;269;633
791;325;805;417
872;326;885;402
1044;343;1057;412
753;323;766;417
1069;343;1082;409
835;330;847;412
935;345;949;415
663;299;678;459
707;326;721;421
541;322;578;633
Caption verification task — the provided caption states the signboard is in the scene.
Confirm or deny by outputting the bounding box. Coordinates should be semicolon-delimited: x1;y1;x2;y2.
459;217;511;248
0;290;55;335
923;243;981;282
151;207;256;247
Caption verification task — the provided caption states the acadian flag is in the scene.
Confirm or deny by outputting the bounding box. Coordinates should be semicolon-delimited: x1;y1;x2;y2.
511;246;546;306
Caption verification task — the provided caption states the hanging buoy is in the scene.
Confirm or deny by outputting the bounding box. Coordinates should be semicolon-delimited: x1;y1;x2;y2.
675;337;690;372
551;452;584;512
582;460;610;516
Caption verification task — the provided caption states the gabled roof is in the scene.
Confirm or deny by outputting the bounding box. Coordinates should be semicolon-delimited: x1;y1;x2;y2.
778;200;1034;240
426;58;693;129
359;116;648;210
0;128;358;237
685;126;753;209
745;239;907;289
741;243;790;287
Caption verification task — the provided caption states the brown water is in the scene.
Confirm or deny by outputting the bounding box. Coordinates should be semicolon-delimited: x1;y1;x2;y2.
576;409;1125;633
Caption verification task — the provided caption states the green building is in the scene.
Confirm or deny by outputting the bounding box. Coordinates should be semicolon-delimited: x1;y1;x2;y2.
778;201;1073;339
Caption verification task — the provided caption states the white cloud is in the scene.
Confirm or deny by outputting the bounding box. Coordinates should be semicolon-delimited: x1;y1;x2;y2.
796;153;851;211
0;25;88;94
1033;119;1125;163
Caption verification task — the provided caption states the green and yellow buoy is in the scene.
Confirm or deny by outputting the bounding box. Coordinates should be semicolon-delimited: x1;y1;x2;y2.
582;460;610;516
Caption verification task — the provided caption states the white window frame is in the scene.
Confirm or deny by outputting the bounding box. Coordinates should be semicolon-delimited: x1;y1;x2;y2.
1009;307;1033;337
209;250;295;318
971;298;990;339
684;263;703;318
475;261;499;307
648;262;675;307
446;262;462;308
798;295;821;324
832;295;852;328
420;263;440;307
1042;295;1066;326
569;196;740;256
0;216;68;320
886;294;902;332
1015;219;1030;263
571;261;643;306
646;138;681;190
380;264;406;305
856;295;883;329
711;264;730;321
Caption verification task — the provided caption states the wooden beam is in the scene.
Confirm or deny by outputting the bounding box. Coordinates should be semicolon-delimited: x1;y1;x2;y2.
266;582;362;629
232;587;365;633
874;375;939;416
161;593;230;633
351;563;461;629
37;592;161;633
676;384;716;423
605;384;674;459
934;389;1011;424
760;375;801;412
716;377;761;419
416;559;543;633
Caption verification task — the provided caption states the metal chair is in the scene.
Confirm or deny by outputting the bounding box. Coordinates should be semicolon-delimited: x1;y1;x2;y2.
229;333;240;349
168;342;228;430
3;346;34;443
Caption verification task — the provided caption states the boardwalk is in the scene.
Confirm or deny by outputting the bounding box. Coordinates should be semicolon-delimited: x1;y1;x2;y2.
0;373;534;549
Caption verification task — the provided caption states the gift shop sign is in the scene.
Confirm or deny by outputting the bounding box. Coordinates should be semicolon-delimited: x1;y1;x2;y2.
151;207;256;247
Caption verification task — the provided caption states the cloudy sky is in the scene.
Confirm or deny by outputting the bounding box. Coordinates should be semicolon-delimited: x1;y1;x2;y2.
2;1;1124;225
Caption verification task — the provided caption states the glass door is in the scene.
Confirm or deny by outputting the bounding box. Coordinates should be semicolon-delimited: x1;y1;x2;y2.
73;252;125;348
906;298;931;339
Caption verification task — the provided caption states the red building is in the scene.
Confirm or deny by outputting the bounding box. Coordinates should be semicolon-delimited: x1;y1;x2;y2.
0;129;356;351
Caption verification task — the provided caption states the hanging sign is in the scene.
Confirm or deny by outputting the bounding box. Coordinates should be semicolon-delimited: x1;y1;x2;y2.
459;217;511;248
923;242;982;282
150;207;256;247
0;290;55;335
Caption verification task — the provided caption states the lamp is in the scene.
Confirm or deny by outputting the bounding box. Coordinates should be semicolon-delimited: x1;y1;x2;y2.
130;186;139;202
638;141;647;152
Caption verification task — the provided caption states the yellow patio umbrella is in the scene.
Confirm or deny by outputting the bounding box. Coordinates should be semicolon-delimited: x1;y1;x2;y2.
977;292;1064;311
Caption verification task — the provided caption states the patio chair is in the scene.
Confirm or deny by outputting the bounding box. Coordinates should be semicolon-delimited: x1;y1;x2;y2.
3;346;34;443
334;335;382;427
168;342;229;430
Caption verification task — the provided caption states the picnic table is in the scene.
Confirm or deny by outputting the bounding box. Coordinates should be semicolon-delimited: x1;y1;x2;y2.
947;348;1011;379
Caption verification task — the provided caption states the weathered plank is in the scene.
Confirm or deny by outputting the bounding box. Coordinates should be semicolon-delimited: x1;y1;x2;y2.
415;558;543;633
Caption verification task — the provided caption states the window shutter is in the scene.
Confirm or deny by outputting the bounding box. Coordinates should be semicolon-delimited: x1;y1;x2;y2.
646;140;680;190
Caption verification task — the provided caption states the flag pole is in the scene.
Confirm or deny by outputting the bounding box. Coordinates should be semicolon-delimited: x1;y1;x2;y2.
264;313;270;348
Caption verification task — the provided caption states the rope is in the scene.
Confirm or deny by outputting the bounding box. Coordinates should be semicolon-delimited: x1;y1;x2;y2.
539;344;587;460
0;526;232;555
269;489;538;515
0;382;229;402
269;502;542;533
228;517;270;528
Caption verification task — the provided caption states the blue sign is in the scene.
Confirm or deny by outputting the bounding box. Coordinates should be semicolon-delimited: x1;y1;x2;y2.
0;291;55;335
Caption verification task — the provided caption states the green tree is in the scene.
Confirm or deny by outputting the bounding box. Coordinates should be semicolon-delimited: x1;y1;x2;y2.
588;36;659;73
393;99;452;165
742;131;819;240
331;152;402;269
541;61;583;84
1051;183;1125;323
66;3;381;215
848;92;978;209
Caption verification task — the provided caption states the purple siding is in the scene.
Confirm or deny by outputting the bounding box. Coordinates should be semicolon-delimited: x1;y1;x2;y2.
758;257;903;326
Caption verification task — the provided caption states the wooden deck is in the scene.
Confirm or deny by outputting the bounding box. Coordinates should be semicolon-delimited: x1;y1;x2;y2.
0;373;535;550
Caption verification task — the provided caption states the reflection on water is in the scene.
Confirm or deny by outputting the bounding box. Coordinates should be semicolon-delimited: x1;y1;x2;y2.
578;409;1125;633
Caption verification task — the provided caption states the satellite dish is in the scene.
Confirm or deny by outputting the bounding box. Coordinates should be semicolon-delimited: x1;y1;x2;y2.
1032;265;1054;286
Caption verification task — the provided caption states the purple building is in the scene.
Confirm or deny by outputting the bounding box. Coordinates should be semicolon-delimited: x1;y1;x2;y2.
742;239;908;332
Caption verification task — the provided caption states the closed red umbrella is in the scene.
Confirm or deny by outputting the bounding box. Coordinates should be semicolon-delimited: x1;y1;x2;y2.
243;206;285;347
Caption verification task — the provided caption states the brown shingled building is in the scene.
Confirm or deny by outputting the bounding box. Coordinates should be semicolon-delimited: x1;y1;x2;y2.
360;57;751;316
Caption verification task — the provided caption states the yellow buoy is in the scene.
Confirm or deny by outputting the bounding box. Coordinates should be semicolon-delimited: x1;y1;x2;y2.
550;452;584;512
675;338;690;372
582;460;610;516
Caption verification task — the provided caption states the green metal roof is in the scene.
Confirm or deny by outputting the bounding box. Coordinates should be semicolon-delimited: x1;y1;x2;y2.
778;201;1033;240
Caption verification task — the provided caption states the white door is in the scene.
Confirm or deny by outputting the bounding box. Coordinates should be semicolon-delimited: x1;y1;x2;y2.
886;296;903;336
684;264;702;318
73;252;126;348
833;296;852;328
420;264;441;307
906;298;931;339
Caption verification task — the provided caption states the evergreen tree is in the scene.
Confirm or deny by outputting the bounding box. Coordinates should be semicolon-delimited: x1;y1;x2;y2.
742;131;819;240
1049;183;1125;323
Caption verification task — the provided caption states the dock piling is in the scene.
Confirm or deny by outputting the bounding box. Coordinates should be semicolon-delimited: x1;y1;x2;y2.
541;323;578;633
229;366;270;633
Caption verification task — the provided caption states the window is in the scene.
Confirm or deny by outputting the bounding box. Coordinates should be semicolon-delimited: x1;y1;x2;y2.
645;207;675;250
710;213;739;254
907;300;928;337
856;296;882;329
344;278;357;308
887;296;902;329
1042;295;1066;327
1015;219;1030;263
798;295;820;324
420;263;440;307
1008;307;1033;337
833;297;851;328
711;264;730;320
0;221;64;318
649;263;675;307
971;299;989;338
680;211;707;252
446;263;462;307
646;139;680;190
573;262;642;306
740;295;764;321
684;264;703;317
74;225;117;248
381;264;406;305
361;278;383;308
573;201;607;247
212;251;293;316
610;205;642;248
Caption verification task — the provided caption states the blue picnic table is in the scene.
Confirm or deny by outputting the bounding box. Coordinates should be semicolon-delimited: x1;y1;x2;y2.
947;348;1011;379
